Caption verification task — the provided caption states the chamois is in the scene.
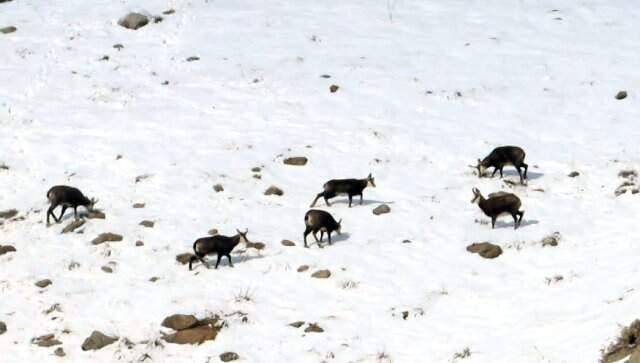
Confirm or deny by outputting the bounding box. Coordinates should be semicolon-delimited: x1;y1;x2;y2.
46;185;97;226
310;173;376;208
188;229;249;270
471;188;524;229
475;146;528;184
304;209;342;248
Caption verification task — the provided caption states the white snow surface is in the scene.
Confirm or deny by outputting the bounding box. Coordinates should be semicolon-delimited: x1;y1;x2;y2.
1;1;640;362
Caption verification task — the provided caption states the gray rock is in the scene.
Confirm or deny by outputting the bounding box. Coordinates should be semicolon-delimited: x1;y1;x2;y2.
35;279;52;288
542;232;561;247
132;203;145;208
304;323;324;333
162;9;176;15
186;56;200;62
32;334;62;347
54;347;66;357
264;185;283;196
297;265;309;272
62;219;85;234
0;245;16;255
281;240;296;247
213;184;224;192
0;321;6;335
0;209;18;219
113;44;124;51
118;13;149;30
466;242;502;259
101;266;113;273
87;210;106;219
135;240;144;247
162;314;198;331
92;233;123;245
615;90;628;100
208;228;218;236
220;352;239;362
373;204;391;215
329;84;339;93
568;171;580;177
163;325;217;345
81;331;117;351
140;220;155;228
0;26;16;34
311;269;331;279
289;321;305;328
283;156;308;166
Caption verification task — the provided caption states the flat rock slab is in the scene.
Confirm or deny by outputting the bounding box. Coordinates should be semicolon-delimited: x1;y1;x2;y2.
304;323;324;333
92;233;123;245
264;185;283;196
281;240;296;247
62;219;85;234
87;210;106;219
35;279;52;288
373;204;391;215
139;220;155;228
0;26;16;34
283;156;308;166
162;314;198;331
81;331;118;351
311;269;331;279
32;334;62;347
220;352;240;362
118;13;149;30
0;245;16;255
0;209;18;219
163;325;217;345
466;242;502;259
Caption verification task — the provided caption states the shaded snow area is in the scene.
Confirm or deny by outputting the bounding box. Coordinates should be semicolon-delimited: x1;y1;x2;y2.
1;1;640;362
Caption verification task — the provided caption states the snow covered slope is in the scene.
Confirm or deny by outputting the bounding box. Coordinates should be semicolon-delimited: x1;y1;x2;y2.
1;0;640;362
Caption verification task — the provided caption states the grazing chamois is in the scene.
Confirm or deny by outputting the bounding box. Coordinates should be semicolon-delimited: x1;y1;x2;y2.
188;229;249;270
475;146;528;184
304;209;342;248
46;185;97;226
310;173;376;208
471;188;524;229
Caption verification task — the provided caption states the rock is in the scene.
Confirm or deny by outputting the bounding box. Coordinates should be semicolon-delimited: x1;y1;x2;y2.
208;229;218;236
0;209;18;219
568;171;580;177
251;167;261;172
253;174;262;179
140;220;155;228
132;203;145;208
213;184;224;192
541;232;561;247
289;321;305;328
615;91;628;100
32;334;62;347
149;276;160;282
311;269;331;279
54;347;66;357
619;170;638;179
320;74;331;78
466;242;502;259
176;253;195;265
304;323;324;333
0;26;17;34
118;13;149;30
87;210;106;219
264;185;284;196
246;241;266;250
162;314;198;331
35;279;52;288
81;331;118;351
136;240;144;247
281;240;296;247
329;84;339;93
220;352;240;362
62;219;85;234
113;44;124;51
162;9;176;15
92;233;123;245
101;266;113;273
0;321;6;335
186;56;200;62
402;239;412;244
601;319;640;363
297;265;309;272
0;245;16;255
163;325;217;345
283;156;308;166
373;204;391;215
152;16;163;23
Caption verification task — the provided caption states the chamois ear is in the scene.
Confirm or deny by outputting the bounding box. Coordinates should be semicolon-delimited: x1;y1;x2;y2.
472;187;479;194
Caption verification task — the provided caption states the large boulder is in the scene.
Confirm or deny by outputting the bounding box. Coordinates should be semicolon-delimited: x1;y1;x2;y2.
162;314;198;331
81;331;118;351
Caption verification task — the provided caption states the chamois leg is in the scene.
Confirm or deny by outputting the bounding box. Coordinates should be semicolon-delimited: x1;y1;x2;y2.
58;205;69;223
327;232;332;245
348;194;353;208
310;192;323;208
491;216;497;229
517;211;524;228
511;212;519;229
499;167;504;178
312;231;320;242
523;163;528;179
47;204;58;225
319;231;324;242
214;254;223;269
516;166;524;184
226;254;233;267
303;227;312;248
323;192;336;206
360;193;363;205
491;167;499;177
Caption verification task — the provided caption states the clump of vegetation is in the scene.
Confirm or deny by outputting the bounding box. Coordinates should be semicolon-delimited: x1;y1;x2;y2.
601;319;640;363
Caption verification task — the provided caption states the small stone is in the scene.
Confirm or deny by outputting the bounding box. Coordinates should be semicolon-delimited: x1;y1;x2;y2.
113;44;124;51
149;276;159;282
304;323;324;333
81;331;118;351
0;209;18;219
0;245;16;255
281;240;296;247
92;233;123;245
208;229;218;236
615;90;628;100
163;325;217;345
161;80;169;86
283;156;308;166
86;210;106;219
320;74;331;78
402;239;411;244
62;219;85;234
35;279;52;288
133;203;145;208
252;174;261;179
153;16;163;23
329;84;339;93
297;265;309;272
0;321;5;335
32;334;62;347
162;314;198;331
251;167;261;172
54;347;66;357
135;240;144;247
186;56;200;62
542;232;561;247
264;185;284;196
99;55;109;61
311;269;331;279
373;204;391;215
466;242;502;259
118;13;149;30
176;253;195;265
140;220;155;228
162;9;176;15
101;266;113;273
289;321;305;328
0;26;17;34
220;352;240;362
213;184;224;192
568;171;580;177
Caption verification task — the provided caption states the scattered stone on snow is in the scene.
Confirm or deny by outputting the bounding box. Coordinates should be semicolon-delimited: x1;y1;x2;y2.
208;228;218;235
251;166;261;172
0;321;6;335
615;90;628;100
113;43;124;51
186;56;200;62
136;240;144;247
162;9;176;15
149;276;159;282
0;209;18;219
373;204;391;215
62;219;85;234
289;321;305;328
283;156;308;166
311;269;331;279
0;26;17;34
140;220;155;228
132;203;145;208
32;333;62;347
213;184;224;192
402;239;412;244
162;314;199;331
297;265;309;272
281;239;296;247
54;347;66;357
91;233;123;245
568;171;580;177
220;352;240;362
0;245;16;255
466;242;502;259
101;266;113;273
329;84;339;93
81;331;118;351
246;241;265;250
87;210;106;219
118;13;149;30
541;232;561;247
264;185;284;196
304;323;324;333
35;279;52;288
163;325;218;345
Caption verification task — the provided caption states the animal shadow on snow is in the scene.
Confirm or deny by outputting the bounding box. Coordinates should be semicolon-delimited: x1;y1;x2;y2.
328;199;394;207
499;169;544;180
195;253;266;270
494;219;539;229
308;232;351;248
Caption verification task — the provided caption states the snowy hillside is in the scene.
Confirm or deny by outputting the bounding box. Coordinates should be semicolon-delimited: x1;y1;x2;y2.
1;0;640;362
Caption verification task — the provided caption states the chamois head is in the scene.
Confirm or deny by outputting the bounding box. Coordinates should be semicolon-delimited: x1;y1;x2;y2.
336;219;342;234
88;197;99;210
471;188;484;204
236;228;250;244
475;159;488;178
367;173;376;188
